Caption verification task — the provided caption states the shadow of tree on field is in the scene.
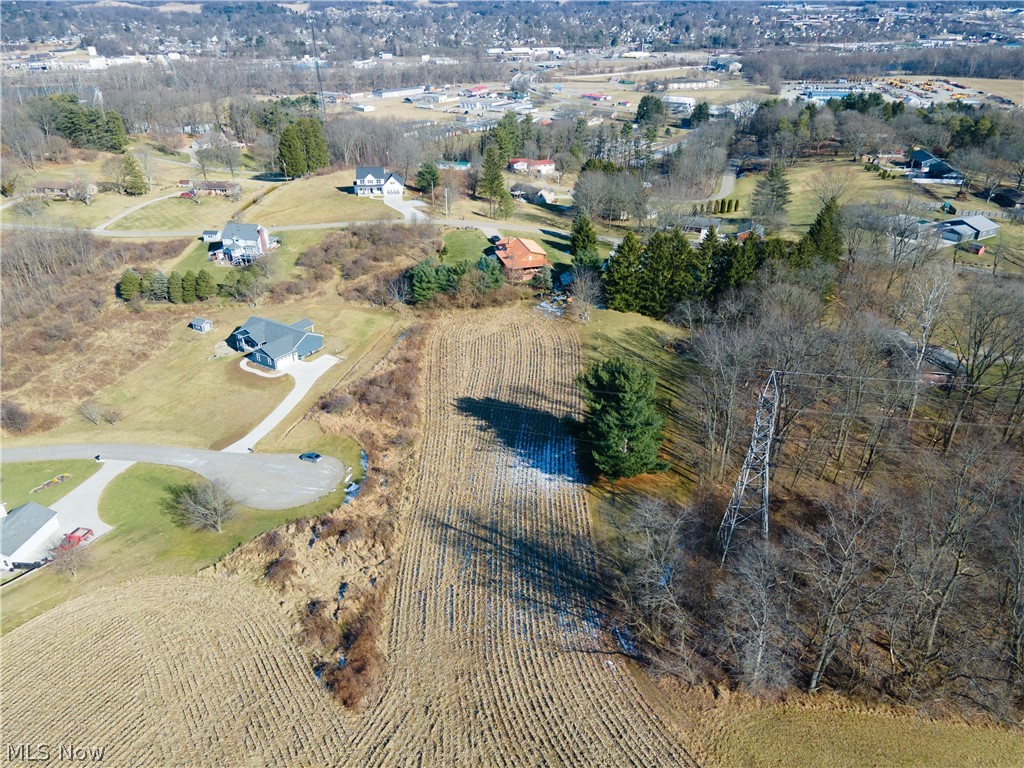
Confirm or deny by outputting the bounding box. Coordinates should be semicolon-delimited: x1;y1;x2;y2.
455;395;582;481
425;509;629;656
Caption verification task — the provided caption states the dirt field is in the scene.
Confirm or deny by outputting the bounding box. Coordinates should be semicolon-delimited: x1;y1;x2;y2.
0;578;351;764
342;308;692;765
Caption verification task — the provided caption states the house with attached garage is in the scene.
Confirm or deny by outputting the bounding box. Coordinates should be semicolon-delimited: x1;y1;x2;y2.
210;223;276;266
494;237;552;283
1;502;62;570
228;316;324;370
353;167;405;197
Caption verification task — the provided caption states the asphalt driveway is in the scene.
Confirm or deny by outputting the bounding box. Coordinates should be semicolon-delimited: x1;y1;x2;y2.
2;445;345;511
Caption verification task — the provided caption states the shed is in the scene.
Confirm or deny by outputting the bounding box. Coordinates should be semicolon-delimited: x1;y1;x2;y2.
1;502;62;570
189;317;213;333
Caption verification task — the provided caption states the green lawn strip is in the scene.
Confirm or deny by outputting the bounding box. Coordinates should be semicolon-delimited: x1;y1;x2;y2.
580;308;697;496
108;194;246;231
442;229;491;264
1;460;103;509
259;425;366;482
0;462;350;634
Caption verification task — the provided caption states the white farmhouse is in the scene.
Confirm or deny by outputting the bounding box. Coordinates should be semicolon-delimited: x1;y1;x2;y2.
353;167;405;198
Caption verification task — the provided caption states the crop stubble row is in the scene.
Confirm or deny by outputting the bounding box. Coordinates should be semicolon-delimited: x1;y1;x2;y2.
347;310;692;767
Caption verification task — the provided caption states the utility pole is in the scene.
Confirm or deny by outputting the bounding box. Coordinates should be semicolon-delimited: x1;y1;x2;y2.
717;370;781;562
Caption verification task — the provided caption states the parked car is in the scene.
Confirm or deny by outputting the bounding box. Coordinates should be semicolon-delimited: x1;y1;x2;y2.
299;452;323;463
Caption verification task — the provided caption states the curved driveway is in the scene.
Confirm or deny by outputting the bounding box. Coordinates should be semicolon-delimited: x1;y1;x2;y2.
2;444;344;511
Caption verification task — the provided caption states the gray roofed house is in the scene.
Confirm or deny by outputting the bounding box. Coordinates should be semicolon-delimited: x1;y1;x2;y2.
353;167;405;197
228;316;324;370
1;502;62;569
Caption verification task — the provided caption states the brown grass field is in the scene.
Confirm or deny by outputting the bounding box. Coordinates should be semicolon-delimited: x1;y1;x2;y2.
3;308;1021;765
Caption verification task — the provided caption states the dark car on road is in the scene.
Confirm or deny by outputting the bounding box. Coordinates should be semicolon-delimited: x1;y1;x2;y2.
299;452;323;463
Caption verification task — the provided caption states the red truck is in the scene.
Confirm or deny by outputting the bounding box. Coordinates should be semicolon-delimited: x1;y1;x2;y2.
64;528;93;547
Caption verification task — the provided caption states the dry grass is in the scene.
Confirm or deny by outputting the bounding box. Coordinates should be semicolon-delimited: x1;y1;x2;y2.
676;688;1024;768
239;170;402;226
2;295;400;449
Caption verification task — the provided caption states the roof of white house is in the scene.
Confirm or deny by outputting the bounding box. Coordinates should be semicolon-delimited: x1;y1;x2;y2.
222;223;262;242
1;502;59;557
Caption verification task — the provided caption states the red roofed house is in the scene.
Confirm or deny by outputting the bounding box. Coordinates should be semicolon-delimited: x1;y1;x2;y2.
462;84;490;97
508;158;556;176
494;237;552;282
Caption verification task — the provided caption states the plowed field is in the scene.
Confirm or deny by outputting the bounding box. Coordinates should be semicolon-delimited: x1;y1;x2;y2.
347;309;691;765
1;309;690;766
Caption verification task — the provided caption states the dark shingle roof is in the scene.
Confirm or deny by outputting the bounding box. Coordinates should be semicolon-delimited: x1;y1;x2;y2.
1;502;59;557
355;167;387;181
236;316;321;361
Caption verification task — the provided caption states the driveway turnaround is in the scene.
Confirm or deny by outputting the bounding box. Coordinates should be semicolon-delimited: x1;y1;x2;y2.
383;196;430;222
2;445;345;511
222;354;340;453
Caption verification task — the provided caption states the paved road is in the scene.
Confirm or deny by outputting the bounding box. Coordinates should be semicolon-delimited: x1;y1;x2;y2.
3;445;345;511
222;354;340;453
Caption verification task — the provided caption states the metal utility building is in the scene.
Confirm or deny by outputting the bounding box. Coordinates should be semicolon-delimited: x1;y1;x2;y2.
937;216;1000;243
1;502;62;569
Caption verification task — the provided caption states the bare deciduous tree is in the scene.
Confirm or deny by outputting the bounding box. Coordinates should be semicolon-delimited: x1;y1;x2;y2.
79;401;102;425
174;479;237;533
49;541;90;578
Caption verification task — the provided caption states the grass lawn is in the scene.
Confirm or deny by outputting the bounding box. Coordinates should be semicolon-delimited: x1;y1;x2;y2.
0;460;102;509
500;228;614;266
5;300;400;450
580;309;695;502
442;229;491;264
0;462;353;634
108;194;247;231
239;170;401;226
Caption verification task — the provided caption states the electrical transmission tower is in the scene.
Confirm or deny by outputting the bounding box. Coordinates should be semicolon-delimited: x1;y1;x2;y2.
718;370;781;561
308;15;327;121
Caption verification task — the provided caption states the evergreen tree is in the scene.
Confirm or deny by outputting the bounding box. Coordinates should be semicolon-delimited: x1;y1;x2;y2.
690;100;711;127
636;229;692;319
570;210;598;259
750;163;791;234
690;227;718;297
579;358;665;480
195;269;216;301
122;155;148;195
802;197;845;264
181;270;197;303
102;112;128;152
531;264;553;290
139;269;155;299
635;95;666;128
416;161;440;201
277;124;307;178
491;113;523;163
118;269;141;301
477;256;505;289
409;260;439;303
479;143;506;216
150;271;169;301
496;188;516;219
168;271;184;304
297;118;329;171
604;231;643;313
